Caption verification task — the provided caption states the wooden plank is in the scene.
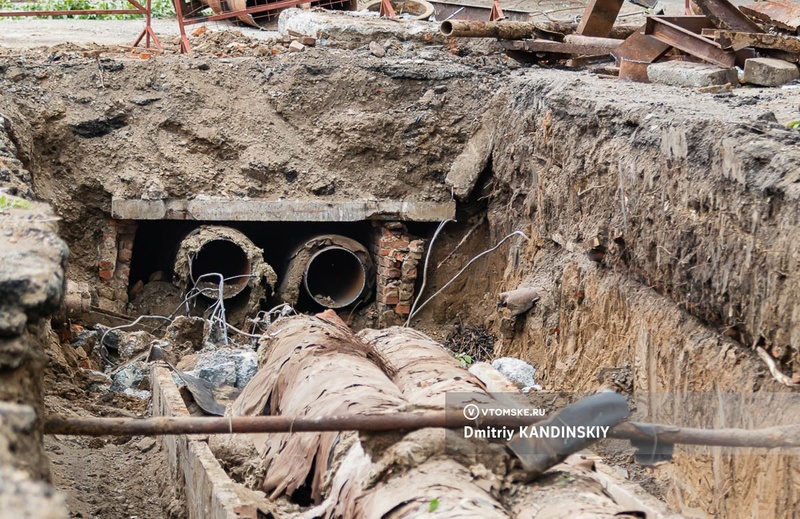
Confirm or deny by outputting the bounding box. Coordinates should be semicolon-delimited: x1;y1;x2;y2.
576;0;625;37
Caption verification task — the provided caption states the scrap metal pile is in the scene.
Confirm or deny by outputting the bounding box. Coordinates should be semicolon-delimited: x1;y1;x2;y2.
442;0;800;87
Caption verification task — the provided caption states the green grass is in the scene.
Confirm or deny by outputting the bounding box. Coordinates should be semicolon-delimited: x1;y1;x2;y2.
0;0;175;18
0;194;32;211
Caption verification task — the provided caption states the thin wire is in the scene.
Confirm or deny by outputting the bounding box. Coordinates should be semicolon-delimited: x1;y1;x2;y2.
407;231;530;321
405;219;455;327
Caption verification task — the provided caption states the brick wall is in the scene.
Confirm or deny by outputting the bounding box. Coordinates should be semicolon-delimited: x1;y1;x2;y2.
373;222;425;324
97;218;137;312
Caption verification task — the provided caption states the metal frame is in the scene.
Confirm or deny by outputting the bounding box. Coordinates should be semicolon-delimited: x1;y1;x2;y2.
644;16;735;67
174;0;356;55
0;0;163;52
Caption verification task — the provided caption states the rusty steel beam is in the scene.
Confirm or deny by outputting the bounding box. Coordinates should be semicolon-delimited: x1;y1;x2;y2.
645;16;735;67
611;28;671;63
693;0;764;32
702;29;800;54
740;1;800;32
654;15;716;33
576;0;625;37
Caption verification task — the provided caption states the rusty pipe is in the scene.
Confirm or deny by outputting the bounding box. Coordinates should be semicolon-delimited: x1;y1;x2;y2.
304;246;366;308
279;235;373;309
440;20;543;39
174;226;258;300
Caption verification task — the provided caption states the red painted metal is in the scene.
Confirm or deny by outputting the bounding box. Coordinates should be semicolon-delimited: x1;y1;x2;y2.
489;0;504;21
0;0;162;52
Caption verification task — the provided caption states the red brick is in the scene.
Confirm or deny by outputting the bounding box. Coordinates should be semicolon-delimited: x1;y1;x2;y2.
395;304;411;315
385;268;401;279
380;294;400;305
119;239;135;251
118;249;132;262
99;269;114;280
99;260;114;271
403;268;417;279
117;266;130;279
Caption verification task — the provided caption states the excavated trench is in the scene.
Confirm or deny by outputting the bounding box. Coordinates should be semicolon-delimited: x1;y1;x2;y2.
1;29;800;519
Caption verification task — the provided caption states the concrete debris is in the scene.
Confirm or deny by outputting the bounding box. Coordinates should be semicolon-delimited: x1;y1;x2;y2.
647;61;738;88
110;361;149;394
185;348;257;390
165;316;206;351
288;40;305;53
116;330;156;361
134;437;157;453
743;57;800;86
278;8;443;49
368;40;385;58
491;357;541;392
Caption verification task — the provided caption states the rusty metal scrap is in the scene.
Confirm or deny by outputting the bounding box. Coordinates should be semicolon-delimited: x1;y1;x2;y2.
702;29;800;53
740;0;800;32
440;20;563;39
502;35;623;56
576;0;626;37
611;28;671;64
645;16;736;67
692;0;764;32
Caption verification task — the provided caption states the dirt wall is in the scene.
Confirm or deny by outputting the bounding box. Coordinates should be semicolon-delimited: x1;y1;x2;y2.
421;75;800;518
0;104;69;517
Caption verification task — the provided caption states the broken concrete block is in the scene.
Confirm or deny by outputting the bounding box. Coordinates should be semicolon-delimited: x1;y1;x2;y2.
445;122;495;201
288;40;305;53
369;41;386;58
492;357;541;392
186;348;257;390
743;58;800;87
647;61;738;88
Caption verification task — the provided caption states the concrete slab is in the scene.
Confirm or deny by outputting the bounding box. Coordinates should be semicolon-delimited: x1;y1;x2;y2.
112;198;456;222
647;61;738;88
278;8;442;46
743;57;800;87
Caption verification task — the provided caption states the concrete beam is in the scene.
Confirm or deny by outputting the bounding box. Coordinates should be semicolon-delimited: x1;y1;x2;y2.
111;198;455;223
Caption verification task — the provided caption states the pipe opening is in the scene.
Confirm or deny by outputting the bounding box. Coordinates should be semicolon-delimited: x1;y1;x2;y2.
441;21;455;36
192;239;251;299
303;246;366;309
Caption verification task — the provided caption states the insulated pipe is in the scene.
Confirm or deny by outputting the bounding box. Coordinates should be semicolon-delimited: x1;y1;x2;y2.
174;226;275;301
278;235;373;309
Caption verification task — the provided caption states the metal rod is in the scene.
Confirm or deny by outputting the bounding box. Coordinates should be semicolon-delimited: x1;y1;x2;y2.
0;8;140;15
43;413;800;449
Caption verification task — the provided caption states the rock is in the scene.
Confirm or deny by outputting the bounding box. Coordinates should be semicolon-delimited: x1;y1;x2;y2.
647;61;738;88
70;113;128;138
186;348;257;389
117;330;155;361
445;118;495;201
491;357;540;392
743;58;800;87
288;40;305;53
134;437;157;453
165;316;205;350
130;95;161;106
76;369;112;390
369;41;386;58
110;361;149;392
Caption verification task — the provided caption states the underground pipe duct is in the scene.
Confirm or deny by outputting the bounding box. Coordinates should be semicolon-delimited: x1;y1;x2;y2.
279;235;373;309
173;225;277;315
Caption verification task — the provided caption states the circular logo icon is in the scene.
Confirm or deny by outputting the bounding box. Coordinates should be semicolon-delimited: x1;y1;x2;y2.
463;404;480;420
